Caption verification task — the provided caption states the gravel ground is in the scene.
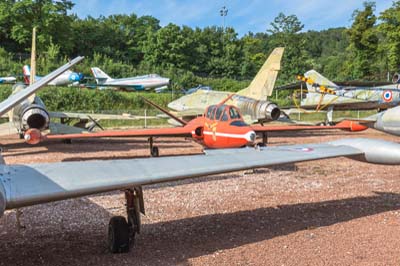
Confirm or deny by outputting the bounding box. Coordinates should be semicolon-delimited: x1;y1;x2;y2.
0;129;399;266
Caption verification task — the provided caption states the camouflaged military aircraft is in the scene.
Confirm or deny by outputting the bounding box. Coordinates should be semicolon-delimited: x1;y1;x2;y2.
167;47;285;125
1;57;400;255
296;70;400;123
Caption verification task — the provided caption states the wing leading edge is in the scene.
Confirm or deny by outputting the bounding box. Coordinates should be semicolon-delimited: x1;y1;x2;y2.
2;137;400;214
0;141;365;211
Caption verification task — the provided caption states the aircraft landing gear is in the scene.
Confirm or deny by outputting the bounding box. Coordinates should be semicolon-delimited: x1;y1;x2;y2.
108;187;144;253
256;132;268;147
149;137;159;157
262;132;268;146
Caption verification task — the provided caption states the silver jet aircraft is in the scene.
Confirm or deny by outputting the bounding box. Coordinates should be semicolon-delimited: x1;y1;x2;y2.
0;57;85;138
23;65;83;86
0;76;16;84
1;64;400;254
90;67;170;91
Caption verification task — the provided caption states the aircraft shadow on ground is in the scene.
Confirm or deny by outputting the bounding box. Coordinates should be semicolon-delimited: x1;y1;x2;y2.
0;191;398;265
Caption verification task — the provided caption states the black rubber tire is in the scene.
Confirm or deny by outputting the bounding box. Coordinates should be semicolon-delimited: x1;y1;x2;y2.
108;216;130;253
151;146;159;157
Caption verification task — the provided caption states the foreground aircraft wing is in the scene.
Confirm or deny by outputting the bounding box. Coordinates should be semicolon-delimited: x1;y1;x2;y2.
251;120;368;133
2;138;400;212
0;57;84;117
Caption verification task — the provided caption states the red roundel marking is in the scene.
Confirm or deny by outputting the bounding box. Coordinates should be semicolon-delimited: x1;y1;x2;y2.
382;90;393;102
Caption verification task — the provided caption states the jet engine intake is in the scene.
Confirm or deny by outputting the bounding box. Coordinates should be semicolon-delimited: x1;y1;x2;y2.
192;127;203;139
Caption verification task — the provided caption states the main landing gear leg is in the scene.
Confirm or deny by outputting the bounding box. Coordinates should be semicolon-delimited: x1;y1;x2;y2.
262;132;268;146
149;137;159;157
108;187;145;253
256;132;268;147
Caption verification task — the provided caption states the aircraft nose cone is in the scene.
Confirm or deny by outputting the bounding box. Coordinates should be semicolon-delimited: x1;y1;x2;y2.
69;73;81;82
245;131;256;143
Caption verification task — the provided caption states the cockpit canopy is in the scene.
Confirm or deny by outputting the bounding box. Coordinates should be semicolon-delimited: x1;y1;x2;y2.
204;105;245;125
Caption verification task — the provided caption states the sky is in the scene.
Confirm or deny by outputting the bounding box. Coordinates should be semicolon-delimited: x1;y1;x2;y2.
71;0;395;35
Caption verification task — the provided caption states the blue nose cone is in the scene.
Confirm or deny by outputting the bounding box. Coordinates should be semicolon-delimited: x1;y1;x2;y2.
69;72;83;82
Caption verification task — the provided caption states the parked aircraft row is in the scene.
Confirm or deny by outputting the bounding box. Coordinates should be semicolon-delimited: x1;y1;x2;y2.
1;29;400;256
2;57;400;256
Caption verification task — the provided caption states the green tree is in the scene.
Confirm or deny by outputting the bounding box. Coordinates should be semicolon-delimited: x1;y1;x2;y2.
379;1;400;74
268;13;310;84
10;0;75;54
346;1;378;79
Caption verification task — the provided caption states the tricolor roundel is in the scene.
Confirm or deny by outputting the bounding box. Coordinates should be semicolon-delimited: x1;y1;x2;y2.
382;90;393;102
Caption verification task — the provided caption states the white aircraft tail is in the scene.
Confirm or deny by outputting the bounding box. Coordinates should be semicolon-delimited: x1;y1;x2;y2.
237;47;284;100
90;67;113;84
304;70;337;92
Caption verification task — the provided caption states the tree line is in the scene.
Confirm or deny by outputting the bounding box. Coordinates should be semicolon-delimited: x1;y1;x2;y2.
0;0;400;90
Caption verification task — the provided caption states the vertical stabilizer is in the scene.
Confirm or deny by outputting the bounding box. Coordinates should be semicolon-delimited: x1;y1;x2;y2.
237;47;284;100
304;70;337;92
90;67;112;84
22;65;31;84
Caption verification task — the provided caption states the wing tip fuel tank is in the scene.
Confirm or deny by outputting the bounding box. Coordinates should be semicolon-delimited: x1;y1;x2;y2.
329;138;400;165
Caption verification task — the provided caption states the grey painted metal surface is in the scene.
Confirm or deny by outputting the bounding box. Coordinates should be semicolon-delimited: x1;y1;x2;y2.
1;138;399;215
329;138;400;164
0;142;364;211
373;106;400;136
0;56;84;117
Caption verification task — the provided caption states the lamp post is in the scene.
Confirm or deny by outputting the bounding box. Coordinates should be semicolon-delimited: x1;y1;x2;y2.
220;6;228;46
220;6;228;30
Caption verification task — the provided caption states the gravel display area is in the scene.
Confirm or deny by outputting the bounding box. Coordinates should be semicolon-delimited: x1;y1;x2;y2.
0;129;399;266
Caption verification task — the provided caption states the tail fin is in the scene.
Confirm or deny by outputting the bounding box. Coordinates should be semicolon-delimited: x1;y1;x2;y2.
90;67;112;84
237;47;284;100
303;70;337;91
23;65;31;84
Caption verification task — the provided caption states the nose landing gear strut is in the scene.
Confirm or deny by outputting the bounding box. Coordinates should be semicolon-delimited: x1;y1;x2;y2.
108;187;145;253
